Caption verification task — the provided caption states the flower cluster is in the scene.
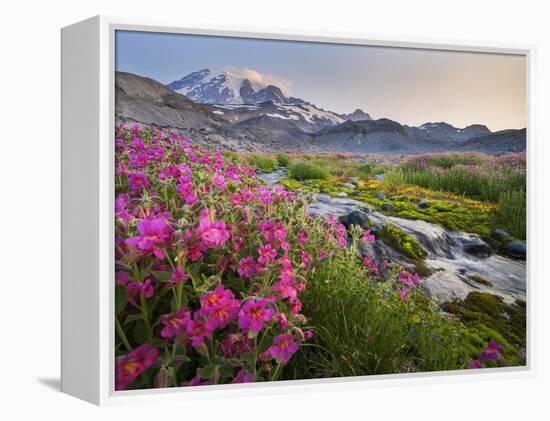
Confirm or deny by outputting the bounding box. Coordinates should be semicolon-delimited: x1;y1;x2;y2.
114;124;342;390
397;270;420;301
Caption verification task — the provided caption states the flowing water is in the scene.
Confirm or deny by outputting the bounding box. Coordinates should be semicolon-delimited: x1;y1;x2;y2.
259;170;526;304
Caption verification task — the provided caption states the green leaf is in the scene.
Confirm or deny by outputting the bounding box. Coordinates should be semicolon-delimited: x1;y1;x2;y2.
199;364;216;379
153;271;172;282
115;284;127;316
258;334;273;354
124;313;143;324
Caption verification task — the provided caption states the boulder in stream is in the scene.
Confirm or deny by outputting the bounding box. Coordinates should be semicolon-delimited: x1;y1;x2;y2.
462;238;492;258
381;203;394;211
491;228;511;241
339;210;370;230
336;192;348;197
418;199;430;209
501;239;526;260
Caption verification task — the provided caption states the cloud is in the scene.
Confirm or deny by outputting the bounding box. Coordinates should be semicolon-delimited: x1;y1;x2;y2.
223;66;293;95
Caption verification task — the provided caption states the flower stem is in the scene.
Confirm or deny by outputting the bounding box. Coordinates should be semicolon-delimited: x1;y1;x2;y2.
115;316;133;351
140;294;153;341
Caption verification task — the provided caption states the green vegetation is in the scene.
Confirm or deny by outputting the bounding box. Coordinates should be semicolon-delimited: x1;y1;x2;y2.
441;293;526;365
386;152;526;238
289;162;329;180
248;154;277;172
284;250;469;379
281;177;498;241
276;153;291;167
374;223;431;276
498;190;526;239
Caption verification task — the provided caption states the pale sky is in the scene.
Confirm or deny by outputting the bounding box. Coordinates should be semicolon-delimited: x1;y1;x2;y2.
116;31;526;131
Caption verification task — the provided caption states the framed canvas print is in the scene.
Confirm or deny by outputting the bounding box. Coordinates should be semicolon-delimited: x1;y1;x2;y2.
61;16;532;405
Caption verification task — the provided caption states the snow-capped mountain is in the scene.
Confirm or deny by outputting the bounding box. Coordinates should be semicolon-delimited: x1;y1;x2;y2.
167;67;305;105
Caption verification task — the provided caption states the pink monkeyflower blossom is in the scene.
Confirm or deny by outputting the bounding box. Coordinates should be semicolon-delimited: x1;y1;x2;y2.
230;369;254;384
160;307;191;338
212;172;227;189
480;339;501;362
469;359;484;369
170;265;190;286
237;256;257;278
299;250;312;270
269;334;299;365
116;271;129;286
196;211;231;248
362;230;376;243
259;187;274;204
185;313;213;347
277;312;289;330
187;243;206;262
126;217;172;259
115;344;159;390
238;298;275;333
398;271;420;287
220;334;253;357
115;194;132;221
126;279;154;299
363;256;379;275
127;173;150;192
232;236;244;254
258;243;277;265
199;285;240;330
297;230;308;245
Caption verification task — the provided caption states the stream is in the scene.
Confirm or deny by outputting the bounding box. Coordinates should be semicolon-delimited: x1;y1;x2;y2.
259;169;526;304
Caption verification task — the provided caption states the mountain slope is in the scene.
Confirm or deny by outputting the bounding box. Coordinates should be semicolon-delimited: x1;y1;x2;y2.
457;128;526;153
115;71;224;130
405;122;492;143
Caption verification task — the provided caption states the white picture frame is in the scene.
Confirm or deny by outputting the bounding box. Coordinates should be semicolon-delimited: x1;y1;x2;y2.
61;15;535;406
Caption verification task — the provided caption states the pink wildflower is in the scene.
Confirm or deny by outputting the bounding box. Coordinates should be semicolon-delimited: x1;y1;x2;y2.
127;173;150;192
297;230;308;245
170;265;190;286
230;369;254;384
196;211;231;248
469;359;484;369
160;307;191;338
258;243;277;265
185;313;213;347
238;298;275;333
269;334;299;365
237;256;257;278
115;344;159;390
362;230;376;243
480;339;501;362
363;256;379;275
126;217;171;259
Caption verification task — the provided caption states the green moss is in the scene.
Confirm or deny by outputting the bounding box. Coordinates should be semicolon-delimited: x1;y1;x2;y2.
441;292;526;365
377;223;427;261
467;274;493;287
